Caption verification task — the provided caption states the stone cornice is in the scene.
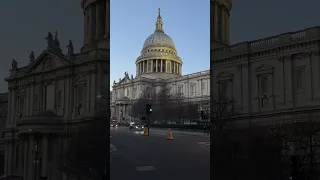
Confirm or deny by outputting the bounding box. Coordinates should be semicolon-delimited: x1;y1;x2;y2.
212;26;320;66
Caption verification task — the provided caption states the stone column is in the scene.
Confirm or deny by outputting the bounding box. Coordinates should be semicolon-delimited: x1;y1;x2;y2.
151;60;154;72
214;4;219;39
96;2;102;40
156;60;158;72
4;143;8;174
284;58;293;106
27;135;35;180
8;142;12;174
142;61;145;73
136;64;138;75
105;0;110;37
226;10;230;44
18;137;25;176
146;60;149;72
221;7;226;43
160;60;163;72
84;11;88;45
23;137;28;179
41;134;49;177
88;6;93;43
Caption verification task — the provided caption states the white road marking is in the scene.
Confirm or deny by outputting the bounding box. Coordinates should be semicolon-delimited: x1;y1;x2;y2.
136;166;156;171
196;142;210;146
110;144;117;152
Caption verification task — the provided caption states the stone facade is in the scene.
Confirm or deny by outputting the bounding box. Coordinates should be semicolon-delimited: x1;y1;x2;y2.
212;27;320;127
210;0;320;127
111;9;210;122
0;0;110;179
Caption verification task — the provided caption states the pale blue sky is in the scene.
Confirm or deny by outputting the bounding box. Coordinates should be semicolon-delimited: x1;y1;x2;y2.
110;0;210;88
0;0;319;92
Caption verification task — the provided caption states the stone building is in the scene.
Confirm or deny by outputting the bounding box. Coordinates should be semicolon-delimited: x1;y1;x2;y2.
211;0;320;127
0;0;110;179
111;9;210;122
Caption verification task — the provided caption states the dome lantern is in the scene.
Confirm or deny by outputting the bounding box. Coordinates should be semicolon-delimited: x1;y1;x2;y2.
155;8;164;32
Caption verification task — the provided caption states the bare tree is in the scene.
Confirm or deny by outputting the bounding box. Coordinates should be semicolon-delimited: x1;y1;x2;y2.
270;114;320;179
130;98;149;120
154;87;174;123
211;96;234;136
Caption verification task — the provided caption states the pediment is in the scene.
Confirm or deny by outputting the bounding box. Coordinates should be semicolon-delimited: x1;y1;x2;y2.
25;51;70;74
74;75;87;84
17;87;26;94
119;77;131;85
216;71;233;79
255;64;273;73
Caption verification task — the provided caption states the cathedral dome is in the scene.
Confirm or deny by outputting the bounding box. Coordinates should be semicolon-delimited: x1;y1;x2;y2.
136;8;182;80
142;31;176;51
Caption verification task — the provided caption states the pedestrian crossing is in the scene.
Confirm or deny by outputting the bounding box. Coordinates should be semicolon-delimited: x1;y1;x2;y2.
196;141;210;146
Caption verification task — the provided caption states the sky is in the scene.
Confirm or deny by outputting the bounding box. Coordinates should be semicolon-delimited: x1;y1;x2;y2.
110;0;210;87
0;0;319;93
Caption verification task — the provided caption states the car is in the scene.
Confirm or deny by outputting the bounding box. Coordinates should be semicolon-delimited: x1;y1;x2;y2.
129;123;144;131
110;120;118;127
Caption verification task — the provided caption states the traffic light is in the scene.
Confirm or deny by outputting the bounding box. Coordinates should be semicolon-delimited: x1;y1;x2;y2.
146;104;152;114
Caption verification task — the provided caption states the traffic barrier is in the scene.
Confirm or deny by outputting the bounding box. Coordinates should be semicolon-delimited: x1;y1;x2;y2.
143;127;149;136
167;129;174;140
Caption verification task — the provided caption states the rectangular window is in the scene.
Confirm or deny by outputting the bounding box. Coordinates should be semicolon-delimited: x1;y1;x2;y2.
34;94;39;111
45;85;54;111
19;97;24;112
219;81;228;97
77;86;84;104
56;90;62;108
296;68;305;90
261;75;268;93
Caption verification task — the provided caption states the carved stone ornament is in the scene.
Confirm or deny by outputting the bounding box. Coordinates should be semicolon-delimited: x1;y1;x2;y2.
311;50;320;56
11;59;18;69
236;64;242;70
292;52;310;60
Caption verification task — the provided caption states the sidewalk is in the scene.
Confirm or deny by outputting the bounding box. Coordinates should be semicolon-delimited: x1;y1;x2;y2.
150;128;210;137
151;127;210;133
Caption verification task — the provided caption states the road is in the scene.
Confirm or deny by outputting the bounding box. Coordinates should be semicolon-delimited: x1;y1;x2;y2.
110;126;210;180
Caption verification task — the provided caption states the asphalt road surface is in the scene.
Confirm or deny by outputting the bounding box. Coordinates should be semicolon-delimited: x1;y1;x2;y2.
110;126;210;180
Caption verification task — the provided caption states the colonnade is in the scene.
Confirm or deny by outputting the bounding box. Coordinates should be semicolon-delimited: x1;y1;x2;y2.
136;59;182;76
